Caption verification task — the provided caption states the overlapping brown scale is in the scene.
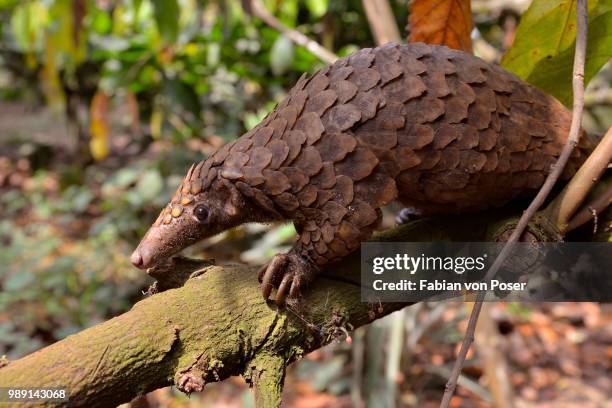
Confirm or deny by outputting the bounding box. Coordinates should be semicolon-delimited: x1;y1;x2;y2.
281;129;307;166
266;139;290;169
296;184;318;207
351;87;383;122
398;50;428;76
510;151;533;172
528;152;552;171
251;188;279;215
398;124;434;150
499;120;530;152
248;146;273;168
349;49;375;68
327;237;349;256
274;192;300;212
422;71;451;98
351;68;381;91
321;200;348;224
211;143;231;166
292;146;323;176
315;132;357;162
262;170;291;195
395;146;422;170
455;125;480;149
382;74;427;103
356;126;397;150
404;96;445;124
444;78;477;123
310;162;336;189
527;137;544;151
346;199;378;227
433;124;460;149
337;220;362;244
330;66;354;82
425;169;470;190
496;152;512;173
377;43;401;61
353;173;398;208
325;104;362;132
307;73;331;94
452;54;488;84
288;89;309;116
235;181;254;197
224;151;250;168
406;42;433;58
220;167;243;180
434;146;460;170
314;190;333;207
331;175;354;205
458;150;487;173
252;127;273;146
377;61;403;85
280;167;309;193
277;105;299;130
303;220;318;232
331;80;359;104
196;159;213;181
269;118;288;139
335;147;379;181
294;113;325;145
242;166;265;186
230;137;253;153
485;65;514;94
468;89;496;130
304;89;337;116
313;239;328;255
320;221;336;243
478;128;498;151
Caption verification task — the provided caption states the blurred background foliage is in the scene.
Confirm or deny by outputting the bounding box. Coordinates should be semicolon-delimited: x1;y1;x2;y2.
0;0;610;406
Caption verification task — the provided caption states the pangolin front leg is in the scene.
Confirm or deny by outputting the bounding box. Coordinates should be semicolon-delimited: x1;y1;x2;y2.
259;213;380;304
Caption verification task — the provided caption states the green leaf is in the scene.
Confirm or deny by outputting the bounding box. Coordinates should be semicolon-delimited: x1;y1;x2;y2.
305;0;328;18
526;11;612;106
270;35;295;75
501;0;612;106
151;0;179;43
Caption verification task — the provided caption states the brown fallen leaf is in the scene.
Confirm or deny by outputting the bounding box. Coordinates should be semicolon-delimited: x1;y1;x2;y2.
408;0;473;53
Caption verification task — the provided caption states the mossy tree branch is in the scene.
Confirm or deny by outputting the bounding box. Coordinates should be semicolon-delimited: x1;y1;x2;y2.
0;209;562;408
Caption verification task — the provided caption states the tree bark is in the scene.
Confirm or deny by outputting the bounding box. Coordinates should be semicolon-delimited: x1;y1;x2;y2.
0;211;546;408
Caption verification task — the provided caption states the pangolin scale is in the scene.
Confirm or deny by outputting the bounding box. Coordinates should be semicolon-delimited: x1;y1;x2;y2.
131;42;592;303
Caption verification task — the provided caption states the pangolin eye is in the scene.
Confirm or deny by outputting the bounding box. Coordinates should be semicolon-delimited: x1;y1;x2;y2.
194;205;209;222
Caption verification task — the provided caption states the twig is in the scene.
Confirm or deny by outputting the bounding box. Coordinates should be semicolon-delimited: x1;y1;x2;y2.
439;1;589;406
549;126;612;232
362;0;402;45
566;182;612;232
246;0;338;64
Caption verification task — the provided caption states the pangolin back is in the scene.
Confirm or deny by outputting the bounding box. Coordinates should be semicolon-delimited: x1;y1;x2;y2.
181;42;590;242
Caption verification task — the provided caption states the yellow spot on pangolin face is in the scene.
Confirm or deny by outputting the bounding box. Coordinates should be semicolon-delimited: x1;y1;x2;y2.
191;180;203;195
163;213;172;224
171;206;183;218
180;196;192;205
181;182;191;194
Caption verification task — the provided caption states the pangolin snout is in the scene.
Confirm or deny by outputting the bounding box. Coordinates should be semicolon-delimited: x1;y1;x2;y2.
130;244;155;269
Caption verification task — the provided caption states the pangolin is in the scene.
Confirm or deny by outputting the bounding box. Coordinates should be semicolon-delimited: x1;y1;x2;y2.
131;42;592;303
